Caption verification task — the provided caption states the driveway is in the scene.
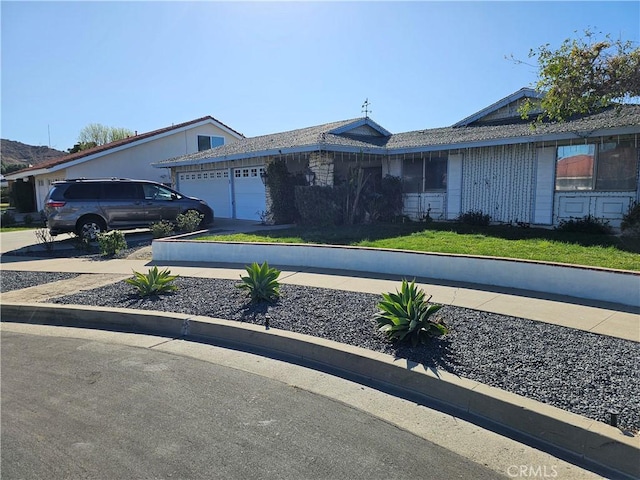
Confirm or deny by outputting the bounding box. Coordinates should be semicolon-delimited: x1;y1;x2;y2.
0;218;285;255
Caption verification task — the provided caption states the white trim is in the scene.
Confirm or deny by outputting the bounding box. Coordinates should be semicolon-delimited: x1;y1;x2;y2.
446;153;463;219
532;147;556;224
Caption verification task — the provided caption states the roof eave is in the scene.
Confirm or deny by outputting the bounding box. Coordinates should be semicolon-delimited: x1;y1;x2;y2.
390;125;640;154
152;143;392;168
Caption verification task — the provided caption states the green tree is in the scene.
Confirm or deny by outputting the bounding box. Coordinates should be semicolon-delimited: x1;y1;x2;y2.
1;163;28;175
76;123;134;148
518;30;640;123
67;141;98;154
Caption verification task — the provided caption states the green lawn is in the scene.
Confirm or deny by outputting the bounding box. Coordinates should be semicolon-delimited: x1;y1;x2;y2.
199;222;640;271
0;226;40;232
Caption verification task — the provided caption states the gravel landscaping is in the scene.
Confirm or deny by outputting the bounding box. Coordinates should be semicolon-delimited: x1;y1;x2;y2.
0;271;79;293
25;273;638;433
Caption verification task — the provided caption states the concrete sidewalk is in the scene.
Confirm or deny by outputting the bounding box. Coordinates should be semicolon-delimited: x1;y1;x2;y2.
1;253;638;342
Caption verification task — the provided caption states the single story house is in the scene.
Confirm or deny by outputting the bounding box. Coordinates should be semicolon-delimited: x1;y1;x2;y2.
5;116;244;212
153;89;640;228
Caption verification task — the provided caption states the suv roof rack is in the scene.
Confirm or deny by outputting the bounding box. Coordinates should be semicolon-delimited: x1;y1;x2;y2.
63;177;134;182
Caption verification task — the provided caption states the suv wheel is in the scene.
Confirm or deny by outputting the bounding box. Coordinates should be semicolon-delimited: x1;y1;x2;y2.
77;216;106;241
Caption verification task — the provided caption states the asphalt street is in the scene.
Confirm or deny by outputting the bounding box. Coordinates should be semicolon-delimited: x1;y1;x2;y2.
2;329;504;480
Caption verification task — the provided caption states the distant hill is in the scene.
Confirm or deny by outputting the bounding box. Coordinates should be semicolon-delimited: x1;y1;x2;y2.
1;139;66;173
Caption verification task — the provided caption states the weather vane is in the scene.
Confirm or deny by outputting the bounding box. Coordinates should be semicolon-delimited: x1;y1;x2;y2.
361;98;372;118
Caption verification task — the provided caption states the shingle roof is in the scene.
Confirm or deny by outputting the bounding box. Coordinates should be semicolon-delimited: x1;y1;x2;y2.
156;105;640;167
9;115;244;176
154;118;391;166
388;104;640;151
451;87;542;127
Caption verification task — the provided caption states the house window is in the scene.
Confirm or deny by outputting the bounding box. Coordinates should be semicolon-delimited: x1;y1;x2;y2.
197;135;225;152
402;156;447;193
556;145;594;191
595;143;637;191
556;142;637;191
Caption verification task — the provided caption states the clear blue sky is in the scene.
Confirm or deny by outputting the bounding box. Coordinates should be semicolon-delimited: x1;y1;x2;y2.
1;1;638;151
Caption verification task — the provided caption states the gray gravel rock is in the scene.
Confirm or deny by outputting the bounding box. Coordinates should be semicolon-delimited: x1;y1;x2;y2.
5;271;639;432
1;271;79;293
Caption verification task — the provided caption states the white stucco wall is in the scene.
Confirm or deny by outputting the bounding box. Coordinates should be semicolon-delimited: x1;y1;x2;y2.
32;123;239;211
35;171;68;213
152;240;640;308
555;191;636;228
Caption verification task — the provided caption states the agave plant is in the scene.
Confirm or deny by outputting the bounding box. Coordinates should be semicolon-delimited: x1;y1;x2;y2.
375;279;448;347
237;261;281;303
125;266;179;297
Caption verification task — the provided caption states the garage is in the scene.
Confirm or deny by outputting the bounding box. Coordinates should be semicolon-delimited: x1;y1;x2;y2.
178;169;232;218
177;166;266;221
232;166;266;220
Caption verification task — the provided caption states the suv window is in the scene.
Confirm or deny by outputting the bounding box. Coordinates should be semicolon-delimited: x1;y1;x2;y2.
103;183;142;200
64;183;102;200
142;183;178;201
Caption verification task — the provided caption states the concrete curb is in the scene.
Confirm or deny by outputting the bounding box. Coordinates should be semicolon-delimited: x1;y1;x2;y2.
3;302;638;479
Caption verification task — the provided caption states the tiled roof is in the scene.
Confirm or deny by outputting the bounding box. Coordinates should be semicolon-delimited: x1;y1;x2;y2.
10;116;244;175
156;105;640;167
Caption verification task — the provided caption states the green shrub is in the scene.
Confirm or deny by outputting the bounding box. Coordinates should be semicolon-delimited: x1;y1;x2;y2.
97;230;127;256
125;266;179;297
71;233;93;252
34;228;55;252
555;215;612;234
375;279;448;347
176;210;204;232
363;175;404;223
10;181;35;212
621;202;640;236
1;210;16;226
0;187;9;203
457;210;491;226
265;160;306;224
237;262;281;303
294;185;347;226
150;219;175;238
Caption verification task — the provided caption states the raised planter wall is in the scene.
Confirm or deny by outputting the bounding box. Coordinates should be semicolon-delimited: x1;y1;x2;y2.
152;239;640;308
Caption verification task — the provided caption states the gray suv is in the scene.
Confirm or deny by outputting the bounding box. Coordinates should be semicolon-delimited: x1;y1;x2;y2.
43;178;214;238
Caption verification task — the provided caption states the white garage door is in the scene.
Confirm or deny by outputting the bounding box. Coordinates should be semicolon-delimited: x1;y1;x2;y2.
178;169;232;218
233;166;266;220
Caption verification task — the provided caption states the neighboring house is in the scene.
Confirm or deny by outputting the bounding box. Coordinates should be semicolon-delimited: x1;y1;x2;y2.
5;116;244;212
154;89;640;228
